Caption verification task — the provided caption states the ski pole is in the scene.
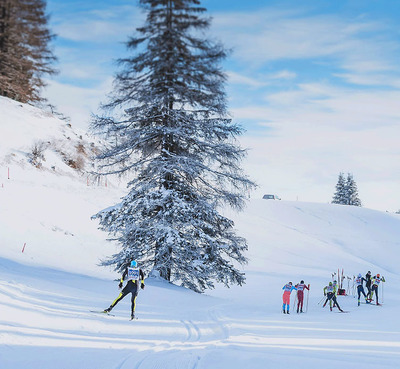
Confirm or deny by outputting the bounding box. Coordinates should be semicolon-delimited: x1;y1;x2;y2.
382;281;384;304
292;293;297;313
318;295;325;305
306;285;310;313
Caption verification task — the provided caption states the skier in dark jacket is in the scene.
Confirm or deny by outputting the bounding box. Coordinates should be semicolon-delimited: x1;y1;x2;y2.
103;260;145;319
355;273;368;306
365;271;372;299
323;282;343;312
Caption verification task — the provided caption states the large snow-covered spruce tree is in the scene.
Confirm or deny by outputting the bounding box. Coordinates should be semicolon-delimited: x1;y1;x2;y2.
92;0;255;292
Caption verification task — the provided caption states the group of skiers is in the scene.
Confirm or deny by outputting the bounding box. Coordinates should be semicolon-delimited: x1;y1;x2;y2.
354;271;386;306
282;271;386;315
98;259;386;319
282;280;310;314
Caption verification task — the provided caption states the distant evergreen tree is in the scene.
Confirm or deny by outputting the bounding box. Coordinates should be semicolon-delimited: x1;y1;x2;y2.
332;172;361;206
346;173;362;206
332;172;347;205
0;0;56;102
92;0;255;292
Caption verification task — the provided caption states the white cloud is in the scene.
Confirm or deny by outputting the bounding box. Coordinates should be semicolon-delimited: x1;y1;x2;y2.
269;70;297;80
51;5;143;43
211;7;400;82
226;71;268;87
43;78;114;129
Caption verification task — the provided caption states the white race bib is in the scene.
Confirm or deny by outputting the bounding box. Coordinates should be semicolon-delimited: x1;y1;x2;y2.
127;267;140;281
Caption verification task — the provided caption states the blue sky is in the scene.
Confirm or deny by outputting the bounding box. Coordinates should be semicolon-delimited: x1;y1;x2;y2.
44;0;400;212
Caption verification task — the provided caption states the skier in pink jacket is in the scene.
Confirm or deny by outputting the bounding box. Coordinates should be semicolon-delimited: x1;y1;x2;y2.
282;282;297;314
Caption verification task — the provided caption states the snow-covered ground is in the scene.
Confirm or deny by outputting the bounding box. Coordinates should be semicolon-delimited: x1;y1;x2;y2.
1;97;399;368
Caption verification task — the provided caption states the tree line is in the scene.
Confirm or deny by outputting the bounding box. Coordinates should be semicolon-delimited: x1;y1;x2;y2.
0;0;56;103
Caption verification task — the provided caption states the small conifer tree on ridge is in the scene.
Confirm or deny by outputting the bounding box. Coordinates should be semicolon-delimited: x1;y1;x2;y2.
332;172;361;206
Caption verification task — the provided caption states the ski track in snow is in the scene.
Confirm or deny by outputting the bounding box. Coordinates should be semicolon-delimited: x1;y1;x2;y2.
1;261;400;369
2;246;400;369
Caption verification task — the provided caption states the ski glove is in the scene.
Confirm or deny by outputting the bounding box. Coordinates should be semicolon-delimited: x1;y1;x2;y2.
118;282;123;289
141;284;145;290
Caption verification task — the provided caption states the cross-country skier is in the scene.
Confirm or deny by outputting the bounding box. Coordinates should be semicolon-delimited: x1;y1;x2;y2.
282;282;297;314
370;274;385;305
103;260;145;319
323;282;343;312
332;279;338;307
355;273;369;306
365;271;372;299
295;280;310;313
333;279;338;293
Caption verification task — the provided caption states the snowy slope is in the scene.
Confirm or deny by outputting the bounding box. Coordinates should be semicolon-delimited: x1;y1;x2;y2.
1;97;400;369
0;96;103;178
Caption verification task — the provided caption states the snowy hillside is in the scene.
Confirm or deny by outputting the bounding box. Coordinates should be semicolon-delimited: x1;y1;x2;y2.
1;98;400;369
0;96;102;178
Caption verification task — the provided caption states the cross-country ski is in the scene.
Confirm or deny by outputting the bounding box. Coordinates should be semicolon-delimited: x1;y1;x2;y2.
90;310;115;316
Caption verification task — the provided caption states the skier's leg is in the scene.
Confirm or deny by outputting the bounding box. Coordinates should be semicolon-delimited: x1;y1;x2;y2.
283;292;290;313
333;296;343;312
299;291;304;312
106;286;130;311
368;286;371;298
130;291;138;318
362;287;367;298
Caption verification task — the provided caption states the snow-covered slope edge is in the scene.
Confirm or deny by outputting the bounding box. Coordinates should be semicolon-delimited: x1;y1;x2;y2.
0;96;101;179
